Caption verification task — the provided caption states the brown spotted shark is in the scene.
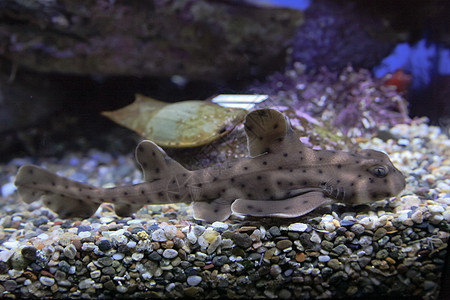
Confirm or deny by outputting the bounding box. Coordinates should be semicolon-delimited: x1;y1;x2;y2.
14;109;406;222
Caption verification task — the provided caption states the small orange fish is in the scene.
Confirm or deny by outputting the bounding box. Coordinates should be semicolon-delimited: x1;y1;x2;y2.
383;69;412;93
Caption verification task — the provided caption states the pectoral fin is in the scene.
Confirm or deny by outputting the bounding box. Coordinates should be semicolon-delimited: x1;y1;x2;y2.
192;200;231;222
114;203;144;217
231;192;331;218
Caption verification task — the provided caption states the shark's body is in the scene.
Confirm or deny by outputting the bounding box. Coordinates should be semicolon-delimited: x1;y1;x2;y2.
14;109;406;222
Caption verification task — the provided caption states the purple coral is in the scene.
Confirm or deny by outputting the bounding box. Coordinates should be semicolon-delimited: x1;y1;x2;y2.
251;64;410;135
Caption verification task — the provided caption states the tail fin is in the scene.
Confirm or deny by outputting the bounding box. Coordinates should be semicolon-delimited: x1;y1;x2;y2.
14;165;100;218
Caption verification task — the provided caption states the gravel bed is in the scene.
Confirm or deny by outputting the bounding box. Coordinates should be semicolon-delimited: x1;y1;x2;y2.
0;118;449;299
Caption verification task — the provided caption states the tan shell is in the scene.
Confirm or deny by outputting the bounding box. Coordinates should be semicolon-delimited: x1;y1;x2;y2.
101;94;247;148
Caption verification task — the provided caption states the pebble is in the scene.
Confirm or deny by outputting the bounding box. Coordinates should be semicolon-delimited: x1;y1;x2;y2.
152;229;168;242
332;245;348;255
310;231;321;243
163;249;178;259
428;205;445;214
295;252;306;263
112;253;125;261
373;228;387;241
132;252;144;261
79;278;95;289
318;255;331;263
276;239;293;250
211;222;229;232
63;244;77;260
232;233;252;248
161;224;178;239
187;275;202;286
327;259;341;270
21;246;37;261
98;240;112;252
97;257;113;267
40;276;55;286
350;224;365;235
287;223;308;232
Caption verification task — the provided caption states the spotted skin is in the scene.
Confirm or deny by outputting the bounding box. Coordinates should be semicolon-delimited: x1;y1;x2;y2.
14;109;406;222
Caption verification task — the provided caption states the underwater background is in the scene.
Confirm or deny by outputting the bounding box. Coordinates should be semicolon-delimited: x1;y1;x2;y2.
0;0;449;299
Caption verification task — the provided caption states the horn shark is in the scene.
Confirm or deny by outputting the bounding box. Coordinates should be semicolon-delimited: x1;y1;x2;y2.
14;109;406;222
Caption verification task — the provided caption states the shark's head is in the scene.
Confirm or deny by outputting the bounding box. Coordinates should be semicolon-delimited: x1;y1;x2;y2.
320;149;406;205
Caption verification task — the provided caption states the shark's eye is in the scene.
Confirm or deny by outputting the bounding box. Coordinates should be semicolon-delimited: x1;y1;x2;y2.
370;166;388;178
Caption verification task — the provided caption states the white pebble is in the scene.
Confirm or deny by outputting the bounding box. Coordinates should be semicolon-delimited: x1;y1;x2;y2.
212;221;229;231
162;249;178;259
152;229;168;242
1;182;16;197
79;278;95;289
287;223;308;232
430;214;444;224
2;241;19;250
310;231;321;243
411;211;423;223
81;242;96;252
187;275;202;286
63;244;77;260
112;253;125;260
443;211;450;222
318;255;331;263
161;224;177;239
78;231;91;238
359;217;377;229
132;252;144;261
39;276;55;286
428;205;445;214
127;241;136;249
197;236;209;248
90;270;101;279
186;231;197;244
37;233;49;240
193;225;205;236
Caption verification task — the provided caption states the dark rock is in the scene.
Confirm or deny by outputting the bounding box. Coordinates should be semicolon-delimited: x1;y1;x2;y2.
0;1;302;81
148;251;162;261
98;240;112;252
21;246;37;261
32;217;49;227
268;226;281;237
232;233;252;249
212;255;228;267
0;261;9;274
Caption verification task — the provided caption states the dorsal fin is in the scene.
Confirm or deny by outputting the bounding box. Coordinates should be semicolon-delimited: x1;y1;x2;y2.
244;108;303;157
135;140;190;182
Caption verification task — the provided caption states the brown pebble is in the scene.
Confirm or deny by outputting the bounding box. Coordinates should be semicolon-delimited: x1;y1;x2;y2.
72;239;82;251
176;230;185;239
40;270;54;278
161;240;174;249
151;242;160;250
22;271;37;281
237;226;257;232
295;252;306;262
385;257;396;265
276;239;293;250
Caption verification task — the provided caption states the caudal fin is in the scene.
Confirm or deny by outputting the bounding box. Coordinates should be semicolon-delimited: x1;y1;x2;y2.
14;165;100;218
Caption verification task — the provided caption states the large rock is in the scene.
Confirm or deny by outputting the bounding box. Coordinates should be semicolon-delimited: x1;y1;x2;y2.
0;0;303;81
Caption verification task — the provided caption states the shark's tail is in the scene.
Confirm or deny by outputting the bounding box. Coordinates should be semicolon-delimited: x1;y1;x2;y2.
14;165;101;218
14;140;192;219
